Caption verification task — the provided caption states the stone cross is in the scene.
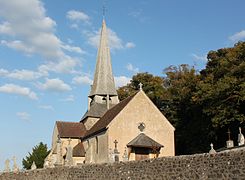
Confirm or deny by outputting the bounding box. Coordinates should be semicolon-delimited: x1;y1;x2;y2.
4;159;10;173
114;140;118;149
31;161;37;170
113;140;119;155
12;156;19;172
227;129;231;140
139;82;143;91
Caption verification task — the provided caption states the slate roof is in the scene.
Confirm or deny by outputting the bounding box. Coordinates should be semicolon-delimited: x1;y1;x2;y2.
81;103;115;121
73;142;85;157
83;93;137;139
89;19;117;96
56;121;86;138
127;133;163;148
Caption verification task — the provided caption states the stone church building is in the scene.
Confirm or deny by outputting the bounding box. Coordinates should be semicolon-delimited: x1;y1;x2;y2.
45;19;175;167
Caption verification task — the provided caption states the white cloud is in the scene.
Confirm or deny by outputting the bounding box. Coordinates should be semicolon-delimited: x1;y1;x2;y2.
37;78;72;92
125;42;136;49
229;30;245;42
0;69;8;76
70;23;79;29
66;10;90;23
39;105;54;111
1;40;34;55
126;63;139;73
0;84;38;100
17;112;31;121
114;76;131;87
61;95;74;102
0;21;14;35
0;0;60;59
0;0;82;74
38;56;79;74
0;68;47;80
191;53;207;62
61;44;85;54
72;75;93;85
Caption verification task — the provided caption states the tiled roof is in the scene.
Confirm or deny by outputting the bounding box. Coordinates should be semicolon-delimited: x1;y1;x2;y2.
127;133;163;148
81;103;115;121
56;121;86;138
73;142;85;157
83;93;137;139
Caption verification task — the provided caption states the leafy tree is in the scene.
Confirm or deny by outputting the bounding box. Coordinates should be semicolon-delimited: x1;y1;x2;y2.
22;142;50;169
193;41;245;148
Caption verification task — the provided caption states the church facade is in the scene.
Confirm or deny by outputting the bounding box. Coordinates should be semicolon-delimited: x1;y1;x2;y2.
45;19;175;167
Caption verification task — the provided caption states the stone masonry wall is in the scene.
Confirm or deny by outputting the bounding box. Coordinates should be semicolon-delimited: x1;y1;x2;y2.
1;149;245;180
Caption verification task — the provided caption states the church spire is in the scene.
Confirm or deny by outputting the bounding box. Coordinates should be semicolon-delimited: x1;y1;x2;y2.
89;20;118;100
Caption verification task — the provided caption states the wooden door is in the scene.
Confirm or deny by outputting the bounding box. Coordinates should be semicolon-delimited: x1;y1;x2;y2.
135;147;149;161
135;153;149;160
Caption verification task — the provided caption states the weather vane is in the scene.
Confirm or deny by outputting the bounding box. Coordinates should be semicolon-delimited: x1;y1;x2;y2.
102;0;107;19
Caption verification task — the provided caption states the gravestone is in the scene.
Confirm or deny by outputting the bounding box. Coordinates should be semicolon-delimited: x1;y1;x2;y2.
12;156;19;173
31;161;37;170
209;143;216;155
4;159;10;173
238;127;244;146
65;138;73;166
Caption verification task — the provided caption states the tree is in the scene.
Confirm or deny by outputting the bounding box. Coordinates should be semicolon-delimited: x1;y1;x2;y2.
117;72;166;110
193;41;245;148
22;142;50;169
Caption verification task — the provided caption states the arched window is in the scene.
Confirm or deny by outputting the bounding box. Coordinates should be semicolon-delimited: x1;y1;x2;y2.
96;136;99;154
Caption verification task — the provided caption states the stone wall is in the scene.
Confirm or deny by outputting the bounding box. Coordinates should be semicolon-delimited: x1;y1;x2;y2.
1;149;245;180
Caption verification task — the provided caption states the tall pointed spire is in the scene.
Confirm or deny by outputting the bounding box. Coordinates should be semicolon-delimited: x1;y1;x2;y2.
89;20;118;97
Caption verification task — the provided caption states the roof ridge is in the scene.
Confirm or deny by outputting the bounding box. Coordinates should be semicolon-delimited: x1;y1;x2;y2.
56;121;81;124
83;92;138;139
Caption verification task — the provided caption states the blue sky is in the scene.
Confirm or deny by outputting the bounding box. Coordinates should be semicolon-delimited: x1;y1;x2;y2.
0;0;245;169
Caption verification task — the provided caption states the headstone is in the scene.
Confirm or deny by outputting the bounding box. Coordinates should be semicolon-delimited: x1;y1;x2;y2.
209;143;216;155
226;129;234;148
238;127;245;146
12;156;19;173
31;161;37;170
65;138;73;166
55;135;63;166
108;148;114;163
122;147;128;161
4;159;10;173
44;158;50;168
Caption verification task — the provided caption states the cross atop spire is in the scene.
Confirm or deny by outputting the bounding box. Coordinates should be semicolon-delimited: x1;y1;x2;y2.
89;20;118;97
102;0;106;19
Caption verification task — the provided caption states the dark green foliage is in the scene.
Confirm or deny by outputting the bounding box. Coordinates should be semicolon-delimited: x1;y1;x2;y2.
22;142;50;170
117;42;245;155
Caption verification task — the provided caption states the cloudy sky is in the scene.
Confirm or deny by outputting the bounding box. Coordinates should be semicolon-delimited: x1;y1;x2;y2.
0;0;245;169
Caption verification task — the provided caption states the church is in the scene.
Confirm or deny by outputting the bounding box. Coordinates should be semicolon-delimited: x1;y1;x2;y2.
45;19;175;166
